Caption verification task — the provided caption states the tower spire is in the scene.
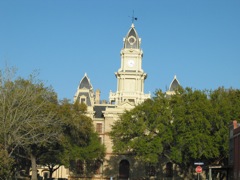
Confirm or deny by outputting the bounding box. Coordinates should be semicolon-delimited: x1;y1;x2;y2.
130;10;137;24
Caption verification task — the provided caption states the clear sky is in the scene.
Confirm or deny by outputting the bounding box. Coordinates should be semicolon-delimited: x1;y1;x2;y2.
0;1;240;101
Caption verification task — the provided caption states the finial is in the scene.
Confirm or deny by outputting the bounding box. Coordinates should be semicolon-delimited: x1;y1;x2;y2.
129;10;137;24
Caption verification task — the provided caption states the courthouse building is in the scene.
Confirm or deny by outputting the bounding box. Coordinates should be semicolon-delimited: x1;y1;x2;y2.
73;23;180;179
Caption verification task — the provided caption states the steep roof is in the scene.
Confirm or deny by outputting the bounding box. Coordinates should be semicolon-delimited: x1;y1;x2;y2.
74;73;94;106
78;73;92;90
169;75;180;91
124;24;141;49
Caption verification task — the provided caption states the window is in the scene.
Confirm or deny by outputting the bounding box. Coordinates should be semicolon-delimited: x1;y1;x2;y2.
76;160;84;175
146;165;156;176
79;95;86;104
96;123;102;133
166;162;173;177
86;160;102;175
98;137;102;143
119;160;130;179
80;98;86;104
94;160;102;174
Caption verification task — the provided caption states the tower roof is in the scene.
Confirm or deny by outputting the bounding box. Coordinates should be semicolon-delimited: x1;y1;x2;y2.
123;24;141;49
78;73;93;90
169;75;180;91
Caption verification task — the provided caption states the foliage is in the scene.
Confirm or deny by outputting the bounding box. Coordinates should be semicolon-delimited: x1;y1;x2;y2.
169;88;217;167
38;99;105;177
110;87;240;173
0;67;61;180
59;100;105;166
0;67;105;179
110;90;172;163
208;87;240;164
36;143;63;178
0;147;14;180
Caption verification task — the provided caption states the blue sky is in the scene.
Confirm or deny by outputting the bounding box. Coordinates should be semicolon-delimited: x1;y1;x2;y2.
0;1;240;101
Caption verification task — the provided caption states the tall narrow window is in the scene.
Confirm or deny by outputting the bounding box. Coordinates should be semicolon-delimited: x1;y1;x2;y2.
80;98;86;104
76;160;84;175
166;162;173;177
98;137;102;143
95;160;102;174
119;160;130;179
96;123;102;134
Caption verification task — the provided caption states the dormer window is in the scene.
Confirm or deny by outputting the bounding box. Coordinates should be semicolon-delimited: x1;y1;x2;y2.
80;95;86;104
80;98;85;103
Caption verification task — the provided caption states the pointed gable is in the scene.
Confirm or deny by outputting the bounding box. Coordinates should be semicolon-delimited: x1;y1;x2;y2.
78;73;92;90
169;75;180;91
74;73;94;106
124;24;141;49
166;75;181;96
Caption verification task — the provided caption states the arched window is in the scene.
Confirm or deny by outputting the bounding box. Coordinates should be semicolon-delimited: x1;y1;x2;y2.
119;160;130;179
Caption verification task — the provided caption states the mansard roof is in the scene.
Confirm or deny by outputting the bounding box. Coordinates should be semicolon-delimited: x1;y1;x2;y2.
169;75;180;91
124;24;141;49
78;73;93;90
74;73;94;106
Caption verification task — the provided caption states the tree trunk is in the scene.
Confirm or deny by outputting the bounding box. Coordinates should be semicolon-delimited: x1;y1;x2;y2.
48;164;61;179
49;167;53;179
31;153;38;180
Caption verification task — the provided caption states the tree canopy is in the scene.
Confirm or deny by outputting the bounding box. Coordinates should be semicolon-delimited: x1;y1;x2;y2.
110;87;240;176
0;67;105;180
0;68;62;180
37;100;105;178
57;100;105;165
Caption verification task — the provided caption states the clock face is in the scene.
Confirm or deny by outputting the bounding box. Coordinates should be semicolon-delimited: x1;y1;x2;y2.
127;60;135;67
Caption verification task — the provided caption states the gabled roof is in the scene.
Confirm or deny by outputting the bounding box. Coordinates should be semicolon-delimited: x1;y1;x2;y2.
169;75;180;91
117;100;135;109
124;24;141;49
78;73;93;90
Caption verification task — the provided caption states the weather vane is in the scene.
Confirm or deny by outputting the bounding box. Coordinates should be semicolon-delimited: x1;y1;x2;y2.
129;10;137;23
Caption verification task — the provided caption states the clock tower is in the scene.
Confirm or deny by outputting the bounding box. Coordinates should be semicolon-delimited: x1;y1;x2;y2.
109;24;150;105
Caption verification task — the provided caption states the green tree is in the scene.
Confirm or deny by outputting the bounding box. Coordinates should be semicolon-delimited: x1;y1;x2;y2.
208;87;240;165
37;143;63;179
0;67;61;180
38;99;105;177
110;90;172;163
110;87;240;178
169;88;216;171
60;100;105;173
0;147;14;180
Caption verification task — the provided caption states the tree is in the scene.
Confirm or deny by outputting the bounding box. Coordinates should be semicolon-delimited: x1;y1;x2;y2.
0;67;62;180
208;87;240;164
0;147;14;180
38;99;105;177
59;100;105;174
37;143;63;179
110;87;240;178
110;90;172;163
169;88;216;171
